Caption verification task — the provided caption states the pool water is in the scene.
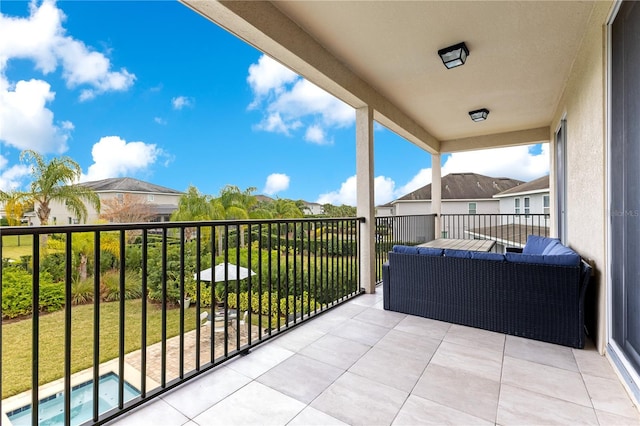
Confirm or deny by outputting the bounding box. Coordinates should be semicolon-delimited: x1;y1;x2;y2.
6;372;140;425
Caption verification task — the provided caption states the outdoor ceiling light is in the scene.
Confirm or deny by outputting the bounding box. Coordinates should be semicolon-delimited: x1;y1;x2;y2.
469;108;490;122
438;42;469;69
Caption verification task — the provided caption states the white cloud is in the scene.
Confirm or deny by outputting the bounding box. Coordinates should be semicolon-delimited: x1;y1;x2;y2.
0;154;30;191
247;55;354;142
0;77;71;153
0;0;135;99
172;96;193;110
263;173;290;195
317;144;550;206
154;117;166;125
0;0;135;154
81;136;163;182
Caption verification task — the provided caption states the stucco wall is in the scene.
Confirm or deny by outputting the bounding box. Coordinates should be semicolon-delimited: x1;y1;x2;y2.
550;1;613;353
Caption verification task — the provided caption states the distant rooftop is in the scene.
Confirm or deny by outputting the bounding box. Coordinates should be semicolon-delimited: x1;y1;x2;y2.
394;173;523;203
78;177;182;195
494;175;549;197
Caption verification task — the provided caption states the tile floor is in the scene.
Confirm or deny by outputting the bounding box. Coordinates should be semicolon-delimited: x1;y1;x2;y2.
109;290;640;426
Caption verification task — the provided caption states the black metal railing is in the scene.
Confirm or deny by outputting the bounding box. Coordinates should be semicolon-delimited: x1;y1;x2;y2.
374;214;436;282
440;214;551;252
0;217;362;425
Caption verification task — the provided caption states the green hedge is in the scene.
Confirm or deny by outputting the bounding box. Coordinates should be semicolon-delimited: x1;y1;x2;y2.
1;267;63;318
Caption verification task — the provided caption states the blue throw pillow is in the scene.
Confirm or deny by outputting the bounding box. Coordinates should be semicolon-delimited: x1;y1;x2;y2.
522;235;559;255
541;239;561;255
471;251;505;261
444;249;473;258
505;252;580;266
545;242;578;257
393;245;420;254
417;247;444;256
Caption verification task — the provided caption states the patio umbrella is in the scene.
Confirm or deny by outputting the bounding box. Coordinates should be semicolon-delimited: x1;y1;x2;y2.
194;263;256;282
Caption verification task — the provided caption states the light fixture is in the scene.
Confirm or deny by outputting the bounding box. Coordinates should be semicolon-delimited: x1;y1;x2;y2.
469;108;490;122
437;42;469;69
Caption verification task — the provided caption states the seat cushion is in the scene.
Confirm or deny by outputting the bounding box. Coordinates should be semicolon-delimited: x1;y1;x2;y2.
444;249;473;258
505;252;581;266
471;251;505;261
522;235;560;255
392;245;420;254
417;247;444;256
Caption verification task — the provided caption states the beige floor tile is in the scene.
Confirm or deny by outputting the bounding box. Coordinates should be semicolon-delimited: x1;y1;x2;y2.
257;354;344;404
595;409;640;425
192;381;305;425
353;307;406;329
412;363;500;423
497;383;598;425
161;366;251;418
110;398;189;426
226;343;294;379
573;346;619;380
288;407;349;426
349;345;429;392
270;326;326;352
502;355;591;407
505;335;578;372
583;374;640;419
443;324;505;353
328;318;390;346
392;394;492;425
373;329;441;363
430;340;503;382
394;315;451;341
349;293;382;308
310;371;408;426
299;334;371;370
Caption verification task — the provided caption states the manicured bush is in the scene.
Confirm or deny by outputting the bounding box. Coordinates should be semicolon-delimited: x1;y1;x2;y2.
71;278;94;305
101;270;143;301
1;267;63;318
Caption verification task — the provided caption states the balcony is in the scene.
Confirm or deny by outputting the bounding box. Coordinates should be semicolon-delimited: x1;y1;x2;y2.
112;291;638;425
1;216;638;424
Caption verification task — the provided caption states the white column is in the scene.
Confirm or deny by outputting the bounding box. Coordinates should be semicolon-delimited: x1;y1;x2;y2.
356;106;376;294
432;154;442;238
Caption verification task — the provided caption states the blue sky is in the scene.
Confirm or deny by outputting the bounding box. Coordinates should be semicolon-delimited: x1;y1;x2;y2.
0;1;549;206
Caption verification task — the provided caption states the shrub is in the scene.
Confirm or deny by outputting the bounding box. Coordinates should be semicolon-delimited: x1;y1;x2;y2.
101;270;143;301
71;278;94;305
1;267;62;318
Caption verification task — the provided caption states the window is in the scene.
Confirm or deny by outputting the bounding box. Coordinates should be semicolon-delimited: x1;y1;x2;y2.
524;197;531;216
117;193;124;201
543;195;550;215
147;194;155;202
514;198;521;214
468;202;477;215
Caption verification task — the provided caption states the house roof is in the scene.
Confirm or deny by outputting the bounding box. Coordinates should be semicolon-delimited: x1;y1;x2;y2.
494;175;549;198
255;194;274;203
78;178;182;195
394;173;523;203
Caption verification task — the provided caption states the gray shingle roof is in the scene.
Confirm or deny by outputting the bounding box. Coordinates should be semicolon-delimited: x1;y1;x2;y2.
395;173;523;202
78;177;182;194
494;175;549;197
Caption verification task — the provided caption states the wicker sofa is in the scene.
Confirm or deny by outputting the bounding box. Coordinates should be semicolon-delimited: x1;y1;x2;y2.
382;236;592;348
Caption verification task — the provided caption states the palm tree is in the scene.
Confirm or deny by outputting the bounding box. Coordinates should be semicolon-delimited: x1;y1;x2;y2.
20;150;100;225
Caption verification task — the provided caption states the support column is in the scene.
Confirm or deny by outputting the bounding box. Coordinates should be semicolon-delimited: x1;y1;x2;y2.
356;106;376;294
432;154;442;238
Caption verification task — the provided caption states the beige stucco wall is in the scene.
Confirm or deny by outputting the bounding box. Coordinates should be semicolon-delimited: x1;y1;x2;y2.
550;0;613;353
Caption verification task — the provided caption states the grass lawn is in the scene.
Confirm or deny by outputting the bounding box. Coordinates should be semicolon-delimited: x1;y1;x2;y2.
1;235;34;261
2;299;199;399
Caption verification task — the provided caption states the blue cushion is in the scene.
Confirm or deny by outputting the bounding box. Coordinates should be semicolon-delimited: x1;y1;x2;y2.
393;245;419;254
541;239;562;255
505;252;580;266
471;251;505;261
545;242;578;257
444;249;473;258
417;247;443;256
522;235;559;255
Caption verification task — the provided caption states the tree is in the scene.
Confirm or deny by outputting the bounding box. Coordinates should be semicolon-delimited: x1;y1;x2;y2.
20;150;100;225
171;185;223;241
2;191;27;226
100;193;154;223
268;198;303;219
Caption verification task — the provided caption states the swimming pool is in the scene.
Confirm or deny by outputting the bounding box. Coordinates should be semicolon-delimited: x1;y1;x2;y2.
6;372;140;425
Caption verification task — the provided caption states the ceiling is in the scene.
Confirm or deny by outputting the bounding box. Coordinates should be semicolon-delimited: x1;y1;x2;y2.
182;1;597;153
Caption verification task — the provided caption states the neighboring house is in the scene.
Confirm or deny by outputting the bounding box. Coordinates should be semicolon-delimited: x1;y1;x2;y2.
301;201;324;216
30;177;183;225
382;173;523;216
493;175;550;216
378;173;523;242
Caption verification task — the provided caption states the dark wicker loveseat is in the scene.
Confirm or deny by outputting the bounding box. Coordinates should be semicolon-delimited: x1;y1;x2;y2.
382;236;592;348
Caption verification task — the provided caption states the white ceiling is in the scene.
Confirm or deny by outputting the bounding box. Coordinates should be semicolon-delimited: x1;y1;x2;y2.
184;1;597;152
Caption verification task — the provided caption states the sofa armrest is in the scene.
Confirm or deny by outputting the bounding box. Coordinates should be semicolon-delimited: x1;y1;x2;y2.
506;247;523;253
382;262;391;310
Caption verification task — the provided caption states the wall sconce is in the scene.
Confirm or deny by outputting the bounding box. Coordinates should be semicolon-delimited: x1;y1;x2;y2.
469;108;489;122
438;42;469;69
